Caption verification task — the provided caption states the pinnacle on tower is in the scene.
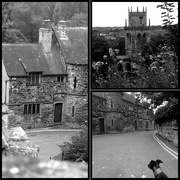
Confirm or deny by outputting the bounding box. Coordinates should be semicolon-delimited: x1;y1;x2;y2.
143;6;144;12
125;19;127;27
137;6;138;12
149;18;151;26
131;6;132;12
128;7;129;12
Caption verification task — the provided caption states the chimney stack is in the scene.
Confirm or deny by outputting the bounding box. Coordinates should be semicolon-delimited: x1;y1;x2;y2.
58;19;68;40
39;19;52;53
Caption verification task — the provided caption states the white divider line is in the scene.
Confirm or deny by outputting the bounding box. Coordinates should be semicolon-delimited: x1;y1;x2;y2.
153;133;178;160
154;133;178;156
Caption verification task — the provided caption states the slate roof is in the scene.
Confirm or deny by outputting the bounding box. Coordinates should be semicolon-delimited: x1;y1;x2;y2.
92;92;106;99
2;43;66;77
53;27;88;65
123;93;136;104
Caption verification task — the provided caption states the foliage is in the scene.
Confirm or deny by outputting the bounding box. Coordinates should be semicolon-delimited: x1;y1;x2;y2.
53;2;87;25
59;130;88;163
157;2;176;26
67;13;87;27
92;49;178;88
2;2;28;43
154;97;178;124
12;2;44;42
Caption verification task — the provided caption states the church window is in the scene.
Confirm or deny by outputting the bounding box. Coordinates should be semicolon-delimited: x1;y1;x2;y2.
57;76;64;83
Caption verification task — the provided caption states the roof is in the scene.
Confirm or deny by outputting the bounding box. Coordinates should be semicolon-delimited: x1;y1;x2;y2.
92;92;106;99
2;43;66;77
123;93;136;104
53;27;88;65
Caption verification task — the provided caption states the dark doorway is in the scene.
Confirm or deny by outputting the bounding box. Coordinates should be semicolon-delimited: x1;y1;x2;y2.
99;118;105;132
146;121;148;131
135;120;137;131
54;103;63;123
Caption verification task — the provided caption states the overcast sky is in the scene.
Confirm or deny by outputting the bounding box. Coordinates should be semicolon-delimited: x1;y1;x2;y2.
92;2;178;27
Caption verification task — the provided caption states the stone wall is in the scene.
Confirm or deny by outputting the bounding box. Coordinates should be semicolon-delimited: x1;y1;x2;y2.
66;64;88;95
92;92;155;134
158;119;178;147
8;75;88;129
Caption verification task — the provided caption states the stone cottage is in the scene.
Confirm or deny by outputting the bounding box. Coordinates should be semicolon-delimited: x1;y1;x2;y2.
92;92;154;134
2;20;88;129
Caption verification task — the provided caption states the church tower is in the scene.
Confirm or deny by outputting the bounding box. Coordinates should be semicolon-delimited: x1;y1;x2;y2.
125;7;150;56
128;6;147;27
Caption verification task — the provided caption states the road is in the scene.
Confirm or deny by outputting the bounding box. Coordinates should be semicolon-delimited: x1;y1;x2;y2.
92;131;178;178
26;129;81;162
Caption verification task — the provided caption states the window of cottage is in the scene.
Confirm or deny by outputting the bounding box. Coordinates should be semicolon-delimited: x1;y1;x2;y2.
57;76;64;83
24;103;40;115
72;105;75;117
111;119;114;127
111;100;113;109
74;77;77;88
27;73;41;85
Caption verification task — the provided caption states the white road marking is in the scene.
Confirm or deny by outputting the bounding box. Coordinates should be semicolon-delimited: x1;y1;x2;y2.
101;167;105;169
131;174;135;178
154;133;178;156
153;133;178;160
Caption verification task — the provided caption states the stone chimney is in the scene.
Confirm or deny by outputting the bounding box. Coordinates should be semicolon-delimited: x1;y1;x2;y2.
58;20;68;40
39;19;52;53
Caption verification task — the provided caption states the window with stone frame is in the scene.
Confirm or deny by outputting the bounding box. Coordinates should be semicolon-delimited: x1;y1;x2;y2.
57;76;64;83
72;105;75;117
24;103;40;115
27;72;42;85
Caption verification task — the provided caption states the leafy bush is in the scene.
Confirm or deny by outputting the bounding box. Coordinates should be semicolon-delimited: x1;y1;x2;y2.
92;49;178;88
155;98;178;124
58;130;88;163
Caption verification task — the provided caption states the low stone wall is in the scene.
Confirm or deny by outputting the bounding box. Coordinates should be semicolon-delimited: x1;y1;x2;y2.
2;156;88;178
157;119;178;147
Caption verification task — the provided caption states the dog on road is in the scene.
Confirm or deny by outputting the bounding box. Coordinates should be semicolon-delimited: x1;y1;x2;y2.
148;159;168;178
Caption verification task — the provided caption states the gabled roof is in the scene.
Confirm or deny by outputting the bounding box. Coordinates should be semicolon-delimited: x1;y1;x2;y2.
123;93;136;104
92;92;106;99
2;43;66;77
53;27;88;65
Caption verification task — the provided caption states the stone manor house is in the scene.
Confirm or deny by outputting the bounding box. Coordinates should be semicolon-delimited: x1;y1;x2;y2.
2;20;88;129
92;92;154;134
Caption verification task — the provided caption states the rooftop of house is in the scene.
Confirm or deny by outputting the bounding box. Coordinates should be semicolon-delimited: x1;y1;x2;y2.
2;43;67;77
53;27;88;65
123;92;136;104
92;92;106;99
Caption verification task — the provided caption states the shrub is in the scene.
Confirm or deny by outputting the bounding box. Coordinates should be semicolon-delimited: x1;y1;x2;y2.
58;130;88;163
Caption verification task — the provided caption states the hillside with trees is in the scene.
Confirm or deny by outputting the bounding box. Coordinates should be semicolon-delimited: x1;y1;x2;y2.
2;2;88;43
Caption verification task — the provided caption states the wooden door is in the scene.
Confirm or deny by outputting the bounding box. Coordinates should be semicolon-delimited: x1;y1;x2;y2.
99;118;105;132
54;103;62;123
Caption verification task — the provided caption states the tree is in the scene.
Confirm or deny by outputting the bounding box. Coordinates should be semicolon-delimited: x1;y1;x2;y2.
2;2;28;43
53;2;87;25
67;12;87;27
